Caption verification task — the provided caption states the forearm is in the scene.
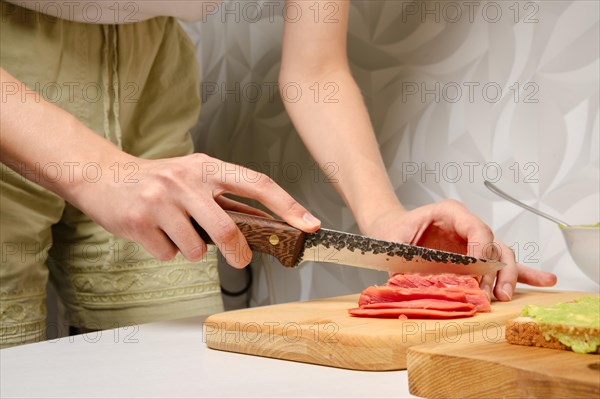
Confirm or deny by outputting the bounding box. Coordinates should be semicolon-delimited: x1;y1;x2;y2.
0;68;132;204
280;68;404;230
1;67;321;265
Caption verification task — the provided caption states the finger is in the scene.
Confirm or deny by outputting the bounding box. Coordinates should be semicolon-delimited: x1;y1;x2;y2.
516;264;558;286
396;209;431;245
492;241;519;301
218;166;321;232
479;272;495;302
433;200;494;260
188;198;252;268
215;196;272;218
160;214;207;261
137;228;179;261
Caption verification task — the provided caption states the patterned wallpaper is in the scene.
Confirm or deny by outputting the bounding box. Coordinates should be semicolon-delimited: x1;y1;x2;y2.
180;0;600;306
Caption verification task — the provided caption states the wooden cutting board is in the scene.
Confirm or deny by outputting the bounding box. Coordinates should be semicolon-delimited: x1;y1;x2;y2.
408;339;600;399
204;289;590;371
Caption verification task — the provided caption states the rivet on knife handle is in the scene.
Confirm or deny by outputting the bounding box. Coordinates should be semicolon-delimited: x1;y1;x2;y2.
191;211;306;267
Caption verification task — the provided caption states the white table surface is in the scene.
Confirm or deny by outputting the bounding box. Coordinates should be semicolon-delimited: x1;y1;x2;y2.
2;277;597;399
0;316;417;399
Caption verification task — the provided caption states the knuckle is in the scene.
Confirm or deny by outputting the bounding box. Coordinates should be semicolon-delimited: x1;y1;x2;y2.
240;166;261;183
125;210;147;232
157;166;185;184
284;200;305;216
186;244;206;260
213;217;239;244
480;222;500;238
139;186;164;205
482;225;495;240
505;245;516;259
255;174;276;191
193;153;218;172
156;247;177;261
172;220;189;236
190;152;210;163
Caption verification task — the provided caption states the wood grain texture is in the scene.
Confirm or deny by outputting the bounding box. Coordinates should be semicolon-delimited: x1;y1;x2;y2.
192;211;306;267
407;340;600;399
204;289;590;371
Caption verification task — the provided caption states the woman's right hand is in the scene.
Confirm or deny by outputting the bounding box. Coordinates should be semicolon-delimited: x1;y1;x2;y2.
2;69;319;267
73;153;321;268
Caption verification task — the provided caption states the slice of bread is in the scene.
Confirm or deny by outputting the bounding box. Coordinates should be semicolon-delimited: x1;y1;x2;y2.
506;316;600;354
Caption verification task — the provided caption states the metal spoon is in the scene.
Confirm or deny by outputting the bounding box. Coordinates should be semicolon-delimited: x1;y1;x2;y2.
484;180;570;226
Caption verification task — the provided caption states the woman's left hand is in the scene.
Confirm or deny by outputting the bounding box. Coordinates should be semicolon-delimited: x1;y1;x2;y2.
359;199;557;301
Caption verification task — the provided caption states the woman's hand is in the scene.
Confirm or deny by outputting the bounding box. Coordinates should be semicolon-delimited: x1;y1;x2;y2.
360;199;557;301
0;69;320;269
73;153;321;268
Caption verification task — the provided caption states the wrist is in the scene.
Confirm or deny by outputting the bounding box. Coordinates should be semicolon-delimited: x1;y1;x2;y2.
62;121;138;208
354;197;407;235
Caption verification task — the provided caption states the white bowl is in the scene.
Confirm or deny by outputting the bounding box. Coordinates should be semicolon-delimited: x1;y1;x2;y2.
560;225;600;284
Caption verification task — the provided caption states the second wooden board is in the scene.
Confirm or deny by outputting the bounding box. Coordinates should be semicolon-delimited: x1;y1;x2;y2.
407;339;600;398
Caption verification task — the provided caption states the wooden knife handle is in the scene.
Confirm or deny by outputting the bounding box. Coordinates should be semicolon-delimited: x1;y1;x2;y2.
191;211;307;267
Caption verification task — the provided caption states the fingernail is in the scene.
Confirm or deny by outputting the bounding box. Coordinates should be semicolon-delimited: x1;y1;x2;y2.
483;285;492;301
303;213;321;226
502;283;513;300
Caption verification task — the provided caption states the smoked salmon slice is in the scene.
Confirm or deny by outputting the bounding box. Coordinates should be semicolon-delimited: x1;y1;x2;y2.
348;307;476;319
350;274;491;319
359;299;475;311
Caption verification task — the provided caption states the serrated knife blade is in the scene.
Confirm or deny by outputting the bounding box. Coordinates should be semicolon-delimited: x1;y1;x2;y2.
192;211;505;276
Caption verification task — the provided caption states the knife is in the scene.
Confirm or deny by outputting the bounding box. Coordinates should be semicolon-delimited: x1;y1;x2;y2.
192;211;505;276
